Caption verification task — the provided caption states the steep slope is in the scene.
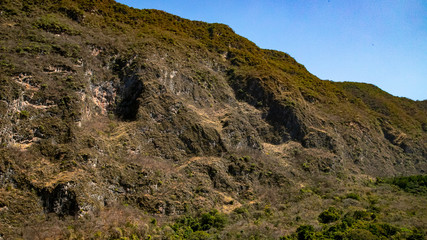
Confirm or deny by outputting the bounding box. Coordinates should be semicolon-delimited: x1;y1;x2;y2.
0;0;426;239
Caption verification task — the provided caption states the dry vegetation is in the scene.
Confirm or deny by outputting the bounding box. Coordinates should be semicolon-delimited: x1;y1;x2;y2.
0;0;426;239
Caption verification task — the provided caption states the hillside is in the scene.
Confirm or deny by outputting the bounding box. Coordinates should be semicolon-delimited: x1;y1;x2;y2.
0;0;426;239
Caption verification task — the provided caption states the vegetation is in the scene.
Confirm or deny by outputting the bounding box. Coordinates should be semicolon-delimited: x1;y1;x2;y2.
318;207;341;224
379;175;427;195
34;14;80;35
282;209;425;240
170;209;227;239
0;0;426;239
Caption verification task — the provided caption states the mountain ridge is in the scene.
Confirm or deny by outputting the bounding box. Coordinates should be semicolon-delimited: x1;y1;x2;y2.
0;0;426;239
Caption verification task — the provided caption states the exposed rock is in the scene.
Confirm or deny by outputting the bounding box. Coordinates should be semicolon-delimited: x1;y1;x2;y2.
39;183;79;216
0;0;426;238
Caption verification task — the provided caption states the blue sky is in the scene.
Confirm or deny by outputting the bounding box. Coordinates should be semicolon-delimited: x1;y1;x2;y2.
115;0;427;100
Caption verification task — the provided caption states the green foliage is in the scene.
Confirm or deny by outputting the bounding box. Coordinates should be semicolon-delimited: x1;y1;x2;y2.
318;207;341;224
296;225;315;240
188;231;211;240
0;0;426;239
380;175;427;195
346;229;378;240
171;209;227;239
345;193;361;200
150;218;157;225
407;229;426;240
283;210;425;240
58;6;84;22
337;82;426;134
302;162;310;171
352;210;373;221
18;110;30;119
34;14;80;35
233;206;249;215
15;42;52;55
0;60;15;73
200;209;227;230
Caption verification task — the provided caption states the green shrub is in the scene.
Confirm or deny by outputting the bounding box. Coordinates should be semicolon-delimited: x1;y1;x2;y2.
345;193;360;200
200;209;227;230
171;209;227;239
368;223;398;238
19;110;30;119
296;225;315;240
233;206;249;215
34;14;80;35
380;175;427;195
189;231;210;240
302;162;310;171
150;218;157;225
318;207;341;224
353;210;372;221
346;229;378;240
408;229;426;240
284;215;423;240
59;6;84;22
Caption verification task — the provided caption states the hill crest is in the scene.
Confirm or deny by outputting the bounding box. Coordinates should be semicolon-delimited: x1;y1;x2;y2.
0;0;426;238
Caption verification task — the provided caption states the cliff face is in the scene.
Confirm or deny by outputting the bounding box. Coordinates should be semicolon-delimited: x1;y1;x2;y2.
1;0;426;239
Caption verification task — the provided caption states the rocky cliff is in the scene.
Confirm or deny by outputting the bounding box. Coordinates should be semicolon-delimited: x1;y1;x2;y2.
0;0;426;239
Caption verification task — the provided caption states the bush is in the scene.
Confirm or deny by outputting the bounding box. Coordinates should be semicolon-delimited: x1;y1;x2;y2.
318;207;341;224
34;14;80;35
379;175;427;195
19;110;30;119
200;209;227;230
353;210;372;221
392;175;427;194
346;229;378;240
408;229;426;240
296;225;315;240
171;209;227;239
345;193;360;200
59;6;84;22
189;231;211;240
284;215;423;240
368;223;398;238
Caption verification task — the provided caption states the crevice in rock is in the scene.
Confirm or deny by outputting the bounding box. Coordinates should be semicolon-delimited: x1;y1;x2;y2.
116;75;144;121
39;183;79;217
227;72;308;144
266;100;307;142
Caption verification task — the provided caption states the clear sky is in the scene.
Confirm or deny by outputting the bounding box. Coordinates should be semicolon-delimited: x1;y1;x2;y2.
115;0;427;101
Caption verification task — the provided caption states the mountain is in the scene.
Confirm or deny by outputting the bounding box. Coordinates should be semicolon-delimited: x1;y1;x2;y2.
0;0;426;239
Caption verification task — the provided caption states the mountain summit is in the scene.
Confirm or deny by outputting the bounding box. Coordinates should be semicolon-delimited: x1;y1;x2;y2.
0;0;426;239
